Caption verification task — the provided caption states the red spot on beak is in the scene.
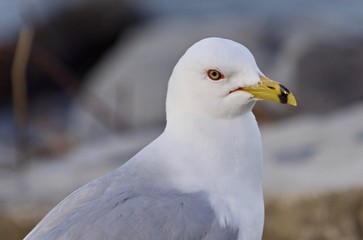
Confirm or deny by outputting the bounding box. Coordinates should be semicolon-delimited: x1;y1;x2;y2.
229;87;244;94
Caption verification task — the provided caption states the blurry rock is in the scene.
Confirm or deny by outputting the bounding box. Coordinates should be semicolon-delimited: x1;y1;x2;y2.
35;0;139;76
262;102;363;195
261;102;363;239
264;189;363;240
0;0;139;105
0;0;140;166
270;21;363;114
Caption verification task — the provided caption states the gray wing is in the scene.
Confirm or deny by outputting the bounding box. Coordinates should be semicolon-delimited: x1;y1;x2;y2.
25;171;238;240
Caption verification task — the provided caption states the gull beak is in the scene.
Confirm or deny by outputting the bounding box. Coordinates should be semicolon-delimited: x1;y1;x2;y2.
242;76;297;106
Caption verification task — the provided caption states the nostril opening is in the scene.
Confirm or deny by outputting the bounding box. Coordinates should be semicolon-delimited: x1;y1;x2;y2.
267;86;275;90
279;84;290;94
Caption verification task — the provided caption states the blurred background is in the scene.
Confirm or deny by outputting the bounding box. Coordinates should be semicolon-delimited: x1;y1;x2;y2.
1;0;363;239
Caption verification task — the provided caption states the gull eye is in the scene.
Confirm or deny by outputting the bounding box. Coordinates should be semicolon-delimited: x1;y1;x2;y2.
207;69;224;81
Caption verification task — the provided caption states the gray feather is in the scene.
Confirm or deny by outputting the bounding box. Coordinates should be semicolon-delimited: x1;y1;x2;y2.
25;168;238;240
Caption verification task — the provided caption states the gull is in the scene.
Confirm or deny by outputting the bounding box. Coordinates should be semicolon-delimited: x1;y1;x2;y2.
25;37;296;240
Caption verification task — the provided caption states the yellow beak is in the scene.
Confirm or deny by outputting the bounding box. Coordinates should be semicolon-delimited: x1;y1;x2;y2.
242;76;297;106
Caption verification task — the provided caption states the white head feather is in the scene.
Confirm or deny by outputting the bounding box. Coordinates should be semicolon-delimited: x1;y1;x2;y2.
166;37;263;120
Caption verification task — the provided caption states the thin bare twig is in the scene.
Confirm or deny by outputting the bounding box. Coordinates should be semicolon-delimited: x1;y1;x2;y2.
11;25;34;165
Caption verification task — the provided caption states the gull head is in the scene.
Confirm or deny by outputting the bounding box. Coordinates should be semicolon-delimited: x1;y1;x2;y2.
166;37;296;119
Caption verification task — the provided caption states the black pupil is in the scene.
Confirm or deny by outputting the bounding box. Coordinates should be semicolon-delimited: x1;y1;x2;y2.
212;71;218;77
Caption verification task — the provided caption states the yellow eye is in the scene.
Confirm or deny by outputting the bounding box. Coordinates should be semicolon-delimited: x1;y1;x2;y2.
207;69;224;81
